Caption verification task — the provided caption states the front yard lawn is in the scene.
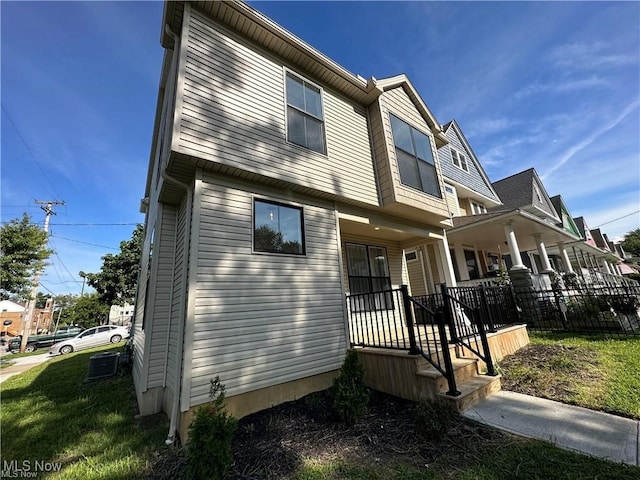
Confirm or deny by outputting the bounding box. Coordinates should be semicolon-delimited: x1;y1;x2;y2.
0;344;167;479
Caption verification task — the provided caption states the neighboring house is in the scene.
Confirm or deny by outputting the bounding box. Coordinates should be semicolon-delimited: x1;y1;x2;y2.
108;304;134;326
570;217;622;276
134;0;459;443
445;159;580;283
0;300;25;337
434;120;504;282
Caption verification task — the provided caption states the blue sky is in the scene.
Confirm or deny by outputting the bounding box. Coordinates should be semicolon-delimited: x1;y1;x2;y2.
2;1;639;296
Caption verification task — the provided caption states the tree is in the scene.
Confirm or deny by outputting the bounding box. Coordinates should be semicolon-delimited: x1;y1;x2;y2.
61;293;109;328
621;229;640;258
86;224;143;306
0;213;53;300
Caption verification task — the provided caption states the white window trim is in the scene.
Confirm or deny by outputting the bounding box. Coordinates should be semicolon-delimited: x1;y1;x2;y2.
471;201;487;215
283;68;328;156
450;147;469;173
405;249;419;262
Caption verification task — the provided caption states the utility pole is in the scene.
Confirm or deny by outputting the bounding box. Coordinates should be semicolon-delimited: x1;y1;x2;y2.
19;200;65;353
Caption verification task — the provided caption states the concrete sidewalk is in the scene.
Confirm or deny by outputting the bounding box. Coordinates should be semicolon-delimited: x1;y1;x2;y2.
0;353;52;384
463;390;639;466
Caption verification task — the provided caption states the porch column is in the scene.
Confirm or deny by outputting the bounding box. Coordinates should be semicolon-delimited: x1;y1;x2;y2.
453;244;470;281
437;233;457;287
557;242;574;273
603;260;612;275
533;234;554;273
503;222;526;270
527;252;539;274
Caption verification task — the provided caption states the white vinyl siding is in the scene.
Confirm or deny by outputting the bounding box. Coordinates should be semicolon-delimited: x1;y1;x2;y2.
146;205;178;388
177;8;378;206
188;174;346;405
164;197;189;406
444;183;460;217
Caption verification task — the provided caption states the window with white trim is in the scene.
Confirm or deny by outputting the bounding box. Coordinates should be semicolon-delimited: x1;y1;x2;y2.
450;148;469;172
285;71;326;154
471;201;487;214
389;114;441;198
254;199;305;255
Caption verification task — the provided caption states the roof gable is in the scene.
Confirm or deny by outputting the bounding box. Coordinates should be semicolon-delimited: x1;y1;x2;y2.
550;195;581;237
439;120;501;204
375;75;447;147
491;168;559;222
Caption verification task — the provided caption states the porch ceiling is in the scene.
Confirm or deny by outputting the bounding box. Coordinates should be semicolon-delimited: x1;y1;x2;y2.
339;215;441;243
447;209;579;253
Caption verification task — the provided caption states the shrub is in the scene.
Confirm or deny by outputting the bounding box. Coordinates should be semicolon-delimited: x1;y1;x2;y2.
414;398;459;440
333;350;369;424
186;376;237;479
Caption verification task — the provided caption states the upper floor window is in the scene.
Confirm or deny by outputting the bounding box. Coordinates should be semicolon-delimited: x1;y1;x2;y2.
471;201;487;214
285;71;326;155
389;114;441;198
254;199;305;255
450;148;469;172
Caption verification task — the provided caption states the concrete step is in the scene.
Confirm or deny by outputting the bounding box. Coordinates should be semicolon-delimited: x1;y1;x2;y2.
438;374;502;412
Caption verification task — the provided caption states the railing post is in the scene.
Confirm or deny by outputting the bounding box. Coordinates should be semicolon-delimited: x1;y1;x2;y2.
434;287;461;396
440;283;458;343
475;308;497;376
400;285;419;355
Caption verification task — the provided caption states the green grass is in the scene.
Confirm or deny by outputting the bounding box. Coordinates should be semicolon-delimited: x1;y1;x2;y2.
528;332;640;419
0;344;167;479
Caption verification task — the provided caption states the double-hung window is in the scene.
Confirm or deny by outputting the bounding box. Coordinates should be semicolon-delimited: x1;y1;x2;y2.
285;72;326;154
254;199;305;255
346;243;393;311
389;114;441;198
471;201;487;214
450;148;469;172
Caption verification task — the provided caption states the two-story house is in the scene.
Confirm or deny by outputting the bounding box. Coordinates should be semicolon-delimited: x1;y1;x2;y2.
133;0;460;443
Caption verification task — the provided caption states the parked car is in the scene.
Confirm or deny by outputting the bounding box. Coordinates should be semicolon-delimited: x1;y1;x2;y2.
49;325;130;355
7;326;84;353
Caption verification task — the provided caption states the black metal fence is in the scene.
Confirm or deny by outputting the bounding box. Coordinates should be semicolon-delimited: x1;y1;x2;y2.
513;284;640;336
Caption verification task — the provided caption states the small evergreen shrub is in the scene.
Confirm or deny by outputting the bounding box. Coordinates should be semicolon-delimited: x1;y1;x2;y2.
414;398;458;440
332;350;369;424
186;376;237;479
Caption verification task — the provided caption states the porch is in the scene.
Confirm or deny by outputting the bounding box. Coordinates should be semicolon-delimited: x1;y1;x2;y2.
346;285;529;411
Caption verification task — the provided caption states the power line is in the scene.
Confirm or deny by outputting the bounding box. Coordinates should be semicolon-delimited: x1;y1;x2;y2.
1;104;63;200
49;234;119;250
594;210;640;228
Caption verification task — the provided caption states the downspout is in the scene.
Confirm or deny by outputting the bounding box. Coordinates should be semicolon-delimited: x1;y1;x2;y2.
162;171;193;446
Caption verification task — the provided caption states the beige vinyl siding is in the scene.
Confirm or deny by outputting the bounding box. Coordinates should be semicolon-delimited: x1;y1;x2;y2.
378;87;449;217
132;284;147;388
177;7;378;206
426;244;442;286
406;251;427;296
165;197;189;404
146;205;178;388
458;197;470;216
444;184;460;217
188;174;346;405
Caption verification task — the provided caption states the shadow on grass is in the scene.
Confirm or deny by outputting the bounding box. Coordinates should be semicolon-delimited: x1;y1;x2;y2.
1;344;168;479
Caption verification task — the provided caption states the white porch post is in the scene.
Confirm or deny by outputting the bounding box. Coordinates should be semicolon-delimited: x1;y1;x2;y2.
503;222;526;270
453;244;470;281
603;260;612;275
534;234;554;273
437;233;457;287
557;242;574;273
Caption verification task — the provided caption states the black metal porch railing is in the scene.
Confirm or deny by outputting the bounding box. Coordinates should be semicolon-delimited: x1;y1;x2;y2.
347;286;460;396
440;284;497;377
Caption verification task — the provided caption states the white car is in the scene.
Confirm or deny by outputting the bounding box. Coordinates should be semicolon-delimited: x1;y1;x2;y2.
49;325;130;355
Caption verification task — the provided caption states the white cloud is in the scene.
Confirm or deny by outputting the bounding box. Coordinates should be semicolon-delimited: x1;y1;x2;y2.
513;76;608;101
541;100;640;178
547;41;638;70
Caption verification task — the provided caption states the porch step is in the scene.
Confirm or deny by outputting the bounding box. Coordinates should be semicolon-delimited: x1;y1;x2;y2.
416;357;479;387
438;374;502;412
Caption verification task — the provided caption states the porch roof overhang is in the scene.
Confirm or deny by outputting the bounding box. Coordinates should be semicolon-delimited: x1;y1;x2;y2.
545;238;621;264
447;209;580;253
